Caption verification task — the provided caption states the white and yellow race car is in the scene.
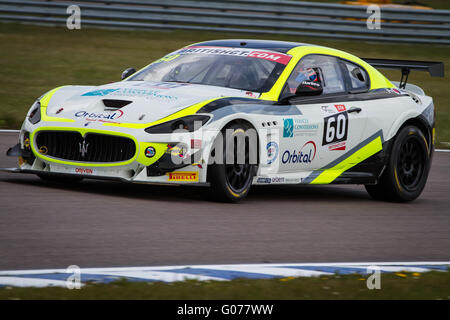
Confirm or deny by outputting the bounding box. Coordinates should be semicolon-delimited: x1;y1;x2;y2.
5;40;444;202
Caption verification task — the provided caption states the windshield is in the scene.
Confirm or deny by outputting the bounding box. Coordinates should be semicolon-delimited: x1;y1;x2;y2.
128;46;292;92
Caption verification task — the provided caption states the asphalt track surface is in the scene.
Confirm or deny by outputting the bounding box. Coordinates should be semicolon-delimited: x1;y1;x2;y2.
0;132;449;270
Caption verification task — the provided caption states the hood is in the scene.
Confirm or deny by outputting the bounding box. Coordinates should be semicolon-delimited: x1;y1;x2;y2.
45;81;261;125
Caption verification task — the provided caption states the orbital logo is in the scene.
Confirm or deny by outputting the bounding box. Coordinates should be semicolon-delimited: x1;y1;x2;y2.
282;141;317;164
75;110;124;120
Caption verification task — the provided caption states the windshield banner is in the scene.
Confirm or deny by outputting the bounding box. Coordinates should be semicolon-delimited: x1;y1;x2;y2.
175;46;292;65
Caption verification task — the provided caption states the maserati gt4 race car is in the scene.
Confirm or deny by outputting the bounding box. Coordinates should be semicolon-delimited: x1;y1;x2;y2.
4;40;444;202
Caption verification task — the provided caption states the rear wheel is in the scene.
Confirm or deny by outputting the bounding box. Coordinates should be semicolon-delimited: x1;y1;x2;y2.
208;122;257;203
365;125;430;202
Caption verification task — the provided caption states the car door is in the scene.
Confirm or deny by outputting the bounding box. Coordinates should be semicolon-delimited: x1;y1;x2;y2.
277;54;368;174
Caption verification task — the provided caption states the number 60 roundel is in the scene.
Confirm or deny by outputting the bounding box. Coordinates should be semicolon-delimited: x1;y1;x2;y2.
322;112;348;146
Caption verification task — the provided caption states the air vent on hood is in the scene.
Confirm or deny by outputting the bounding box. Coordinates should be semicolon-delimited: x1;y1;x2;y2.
102;99;132;110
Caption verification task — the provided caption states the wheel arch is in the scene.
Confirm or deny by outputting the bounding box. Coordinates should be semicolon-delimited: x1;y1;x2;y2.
205;118;261;183
396;116;432;155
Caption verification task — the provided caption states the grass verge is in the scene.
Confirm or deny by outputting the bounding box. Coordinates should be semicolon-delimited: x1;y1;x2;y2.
0;272;449;300
0;22;449;147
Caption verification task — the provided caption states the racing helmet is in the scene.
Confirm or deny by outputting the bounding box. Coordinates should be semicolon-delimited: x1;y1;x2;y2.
295;67;319;83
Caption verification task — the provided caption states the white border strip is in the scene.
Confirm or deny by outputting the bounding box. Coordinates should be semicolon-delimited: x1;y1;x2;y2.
0;262;448;288
1;261;449;275
0;129;19;133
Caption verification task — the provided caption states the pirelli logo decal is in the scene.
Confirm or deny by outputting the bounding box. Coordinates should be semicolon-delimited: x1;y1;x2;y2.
167;172;198;182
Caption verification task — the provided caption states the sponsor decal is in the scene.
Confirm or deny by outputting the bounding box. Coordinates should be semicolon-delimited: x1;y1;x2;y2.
151;54;181;65
334;104;346;112
24;137;30;149
81;88;177;100
82;89;118;96
138;82;189;90
75;110;124;123
38;146;48;155
247;51;291;65
282;141;317;164
271;177;285;183
75;168;93;175
328;141;346;151
321;104;347;115
145;146;156;158
113;88;178;100
166;144;187;158
257;177;271;184
386;88;401;95
322;111;348;151
245;91;258;98
321;105;336;115
285;177;301;184
191;139;202;149
167;172;198;182
266;141;278;164
300;80;321;91
283;118;318;138
176;46;292;65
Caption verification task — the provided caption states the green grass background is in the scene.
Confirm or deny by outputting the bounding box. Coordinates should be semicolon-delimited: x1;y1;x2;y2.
0;22;449;147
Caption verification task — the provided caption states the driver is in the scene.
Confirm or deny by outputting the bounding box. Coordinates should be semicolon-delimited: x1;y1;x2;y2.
288;66;320;94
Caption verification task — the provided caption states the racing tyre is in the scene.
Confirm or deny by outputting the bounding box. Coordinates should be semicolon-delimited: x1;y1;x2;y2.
365;125;430;202
37;174;83;183
208;122;257;203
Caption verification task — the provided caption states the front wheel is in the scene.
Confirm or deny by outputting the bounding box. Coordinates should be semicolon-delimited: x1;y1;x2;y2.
208;122;257;203
365;125;430;202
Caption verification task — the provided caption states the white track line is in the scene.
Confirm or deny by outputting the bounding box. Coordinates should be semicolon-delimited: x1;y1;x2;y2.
1;261;449;275
0;276;70;288
0;130;448;152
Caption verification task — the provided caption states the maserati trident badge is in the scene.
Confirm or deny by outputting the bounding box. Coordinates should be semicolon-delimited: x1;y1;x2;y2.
79;140;89;157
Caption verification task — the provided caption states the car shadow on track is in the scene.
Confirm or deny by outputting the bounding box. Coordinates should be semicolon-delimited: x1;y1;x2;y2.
0;174;372;203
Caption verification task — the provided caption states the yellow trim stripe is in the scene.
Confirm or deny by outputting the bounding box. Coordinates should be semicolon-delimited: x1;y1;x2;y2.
39;86;75;123
260;45;394;101
310;136;383;184
103;97;220;129
136;142;167;166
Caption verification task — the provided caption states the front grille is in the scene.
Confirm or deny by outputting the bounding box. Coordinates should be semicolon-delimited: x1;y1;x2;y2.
35;131;136;163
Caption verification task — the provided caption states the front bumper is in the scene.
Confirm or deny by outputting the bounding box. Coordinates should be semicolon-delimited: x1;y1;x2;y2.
6;125;211;185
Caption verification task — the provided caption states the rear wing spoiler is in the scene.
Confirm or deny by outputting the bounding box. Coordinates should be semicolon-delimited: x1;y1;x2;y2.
361;58;444;89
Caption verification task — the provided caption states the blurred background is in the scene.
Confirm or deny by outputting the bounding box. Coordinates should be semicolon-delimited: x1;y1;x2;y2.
0;0;449;147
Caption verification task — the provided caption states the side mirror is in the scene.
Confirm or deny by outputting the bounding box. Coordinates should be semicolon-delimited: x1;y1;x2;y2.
295;80;323;96
121;67;136;80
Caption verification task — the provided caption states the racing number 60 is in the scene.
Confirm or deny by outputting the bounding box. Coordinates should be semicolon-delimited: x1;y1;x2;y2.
323;112;348;145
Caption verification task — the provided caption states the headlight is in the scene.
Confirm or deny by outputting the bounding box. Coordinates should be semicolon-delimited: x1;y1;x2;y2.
145;115;210;134
28;101;41;124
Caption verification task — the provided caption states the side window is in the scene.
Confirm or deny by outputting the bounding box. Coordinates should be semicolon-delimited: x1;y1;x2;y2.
341;60;369;91
281;54;345;98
